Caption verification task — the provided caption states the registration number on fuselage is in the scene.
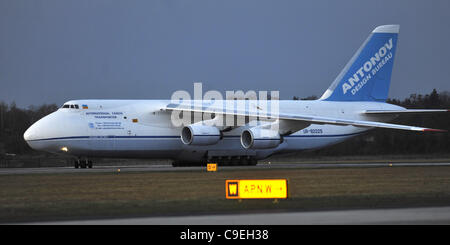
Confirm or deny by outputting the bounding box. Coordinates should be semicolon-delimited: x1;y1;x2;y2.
302;128;323;134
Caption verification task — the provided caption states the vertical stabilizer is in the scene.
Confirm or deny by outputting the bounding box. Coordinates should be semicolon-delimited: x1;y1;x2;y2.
320;25;399;102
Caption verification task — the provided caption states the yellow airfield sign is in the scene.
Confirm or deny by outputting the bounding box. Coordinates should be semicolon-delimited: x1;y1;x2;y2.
207;163;217;172
226;179;288;199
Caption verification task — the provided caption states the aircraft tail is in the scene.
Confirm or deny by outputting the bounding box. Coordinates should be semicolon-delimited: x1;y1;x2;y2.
319;25;399;102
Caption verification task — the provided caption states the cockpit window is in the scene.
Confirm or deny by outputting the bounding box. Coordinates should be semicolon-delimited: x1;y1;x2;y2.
61;104;80;109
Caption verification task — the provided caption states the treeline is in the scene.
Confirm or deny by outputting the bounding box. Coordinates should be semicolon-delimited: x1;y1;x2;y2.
0;89;449;157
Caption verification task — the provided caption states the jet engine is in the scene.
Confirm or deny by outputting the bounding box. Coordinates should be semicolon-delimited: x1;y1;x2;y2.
181;124;221;145
240;127;282;149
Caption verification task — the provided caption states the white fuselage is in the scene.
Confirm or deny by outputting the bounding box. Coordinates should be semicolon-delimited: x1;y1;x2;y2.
23;99;402;162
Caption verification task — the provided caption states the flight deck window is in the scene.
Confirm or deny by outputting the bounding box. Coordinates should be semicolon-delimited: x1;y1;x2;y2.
61;104;80;109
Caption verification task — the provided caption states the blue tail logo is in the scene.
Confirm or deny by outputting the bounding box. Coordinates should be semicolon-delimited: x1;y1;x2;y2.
320;25;399;102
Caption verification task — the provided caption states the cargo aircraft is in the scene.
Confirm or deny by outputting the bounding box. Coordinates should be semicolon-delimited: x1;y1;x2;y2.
24;25;448;168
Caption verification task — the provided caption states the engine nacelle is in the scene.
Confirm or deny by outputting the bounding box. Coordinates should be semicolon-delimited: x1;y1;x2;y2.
181;124;221;145
240;127;281;149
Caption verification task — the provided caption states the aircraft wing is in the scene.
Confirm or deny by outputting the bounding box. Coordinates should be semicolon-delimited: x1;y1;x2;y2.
364;109;449;115
166;103;447;132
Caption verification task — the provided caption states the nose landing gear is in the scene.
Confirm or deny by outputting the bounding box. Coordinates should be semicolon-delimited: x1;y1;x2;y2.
74;159;93;169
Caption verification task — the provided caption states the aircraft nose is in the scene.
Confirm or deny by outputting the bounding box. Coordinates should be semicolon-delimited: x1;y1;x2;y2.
24;111;59;143
23;111;66;152
24;122;39;142
23;112;57;145
24;121;43;151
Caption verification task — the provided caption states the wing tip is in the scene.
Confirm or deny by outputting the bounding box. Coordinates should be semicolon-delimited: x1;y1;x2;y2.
422;128;447;132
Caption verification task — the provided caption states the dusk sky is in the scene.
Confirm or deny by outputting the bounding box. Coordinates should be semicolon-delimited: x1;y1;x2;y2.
1;0;450;108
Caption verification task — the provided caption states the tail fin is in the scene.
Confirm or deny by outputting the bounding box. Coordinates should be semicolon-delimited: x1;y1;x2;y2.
319;25;399;102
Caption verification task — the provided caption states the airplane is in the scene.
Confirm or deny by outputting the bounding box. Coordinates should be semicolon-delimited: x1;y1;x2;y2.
23;25;448;168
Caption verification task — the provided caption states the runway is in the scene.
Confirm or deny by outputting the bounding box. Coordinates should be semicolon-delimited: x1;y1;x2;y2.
21;206;450;225
1;162;450;175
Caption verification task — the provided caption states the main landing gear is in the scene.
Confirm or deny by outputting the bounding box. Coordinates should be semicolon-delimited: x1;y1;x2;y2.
74;159;93;169
172;156;258;167
212;156;258;166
